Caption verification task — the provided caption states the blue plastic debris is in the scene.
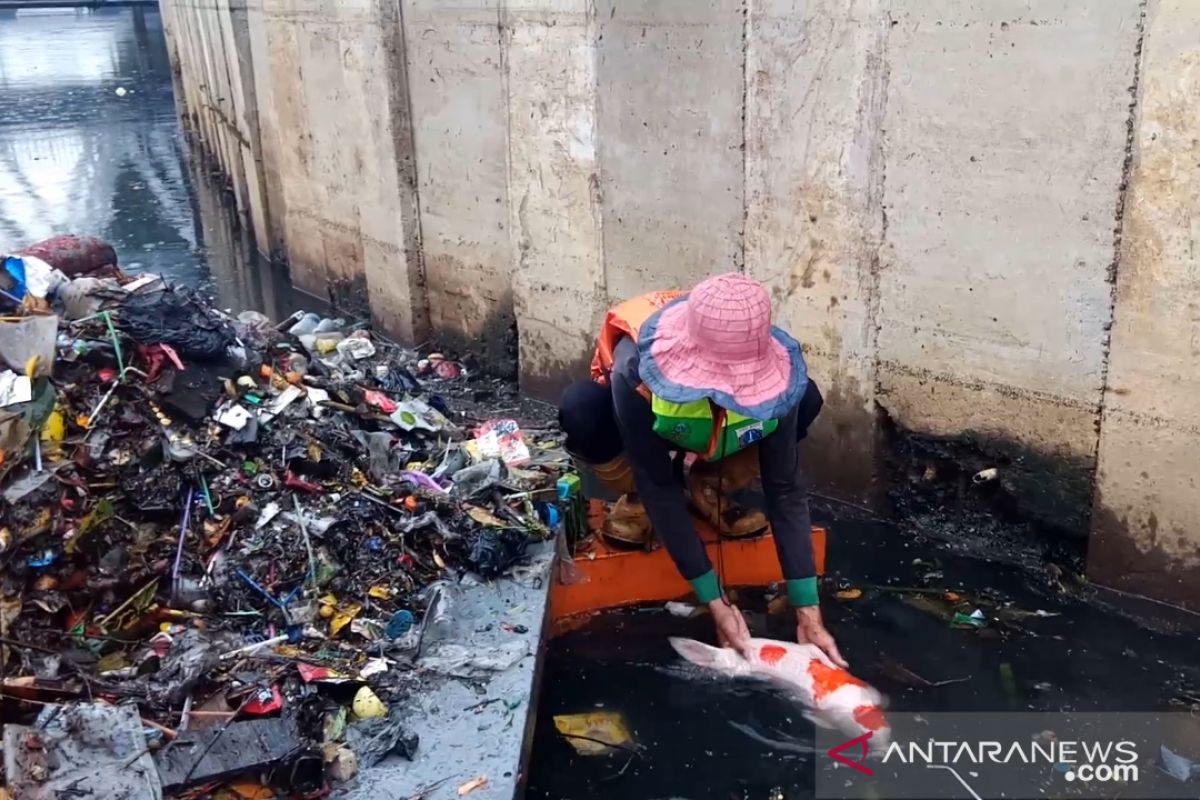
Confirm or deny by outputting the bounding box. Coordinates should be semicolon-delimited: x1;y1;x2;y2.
535;502;560;527
386;609;414;640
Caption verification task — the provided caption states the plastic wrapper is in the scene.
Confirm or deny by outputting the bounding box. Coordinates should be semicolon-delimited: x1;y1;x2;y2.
451;459;504;498
417;639;530;678
0;315;57;377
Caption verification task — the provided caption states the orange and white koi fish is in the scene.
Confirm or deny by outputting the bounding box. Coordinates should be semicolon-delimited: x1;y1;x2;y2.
670;637;890;753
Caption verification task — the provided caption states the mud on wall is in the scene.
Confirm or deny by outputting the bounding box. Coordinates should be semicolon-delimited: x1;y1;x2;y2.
161;0;1199;611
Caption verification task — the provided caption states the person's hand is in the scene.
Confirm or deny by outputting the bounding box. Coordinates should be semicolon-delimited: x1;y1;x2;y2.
796;605;848;668
708;599;750;653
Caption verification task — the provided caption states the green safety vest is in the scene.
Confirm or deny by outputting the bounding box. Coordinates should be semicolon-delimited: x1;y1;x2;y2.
650;396;777;460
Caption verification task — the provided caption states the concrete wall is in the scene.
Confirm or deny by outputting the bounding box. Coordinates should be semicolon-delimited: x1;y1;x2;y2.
162;0;1200;611
1090;0;1200;607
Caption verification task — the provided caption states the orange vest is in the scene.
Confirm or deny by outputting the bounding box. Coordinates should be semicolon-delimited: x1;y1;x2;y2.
590;290;682;395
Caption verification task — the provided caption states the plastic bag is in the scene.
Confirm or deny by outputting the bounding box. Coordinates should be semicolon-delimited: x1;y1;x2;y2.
117;286;235;360
468;528;530;578
0;315;57;377
336;335;375;361
344;711;419;768
451;459;504;498
2;255;68;301
59;276;123;319
417;581;457;647
417;639;529;677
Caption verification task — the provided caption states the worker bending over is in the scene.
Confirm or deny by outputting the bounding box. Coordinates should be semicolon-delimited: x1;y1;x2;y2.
558;273;844;667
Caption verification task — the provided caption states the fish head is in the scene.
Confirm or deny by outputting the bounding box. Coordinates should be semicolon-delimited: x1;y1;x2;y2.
668;637;751;677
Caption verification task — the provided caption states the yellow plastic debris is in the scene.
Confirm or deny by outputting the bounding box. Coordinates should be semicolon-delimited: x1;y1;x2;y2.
368;585;392;600
835;588;863;600
330;601;362;637
351;685;387;719
553;711;633;755
41;408;65;442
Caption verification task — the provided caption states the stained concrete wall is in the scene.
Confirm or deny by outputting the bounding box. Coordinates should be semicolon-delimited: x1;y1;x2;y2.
162;0;1200;611
877;1;1144;532
1090;0;1200;607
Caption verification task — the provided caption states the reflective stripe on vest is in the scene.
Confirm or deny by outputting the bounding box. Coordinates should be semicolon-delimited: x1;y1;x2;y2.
650;396;778;461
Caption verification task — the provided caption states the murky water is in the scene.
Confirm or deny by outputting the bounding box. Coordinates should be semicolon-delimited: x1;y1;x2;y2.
0;6;309;319
527;519;1200;799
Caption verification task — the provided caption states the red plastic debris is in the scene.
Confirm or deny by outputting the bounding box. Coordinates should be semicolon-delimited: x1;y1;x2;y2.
361;390;397;414
284;471;323;494
241;684;284;716
433;360;462;380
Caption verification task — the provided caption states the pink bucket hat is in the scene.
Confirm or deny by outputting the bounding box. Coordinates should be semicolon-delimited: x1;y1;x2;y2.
637;273;807;420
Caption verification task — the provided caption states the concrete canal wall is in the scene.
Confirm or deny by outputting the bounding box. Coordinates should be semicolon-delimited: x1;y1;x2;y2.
159;0;1200;611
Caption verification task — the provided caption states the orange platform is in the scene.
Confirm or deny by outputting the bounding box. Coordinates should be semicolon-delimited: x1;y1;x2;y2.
549;510;827;627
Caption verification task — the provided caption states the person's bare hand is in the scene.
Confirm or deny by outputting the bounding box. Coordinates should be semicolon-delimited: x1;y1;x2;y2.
796;605;848;668
709;600;750;653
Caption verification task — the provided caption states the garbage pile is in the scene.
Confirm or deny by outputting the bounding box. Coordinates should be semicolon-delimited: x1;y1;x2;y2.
0;240;571;798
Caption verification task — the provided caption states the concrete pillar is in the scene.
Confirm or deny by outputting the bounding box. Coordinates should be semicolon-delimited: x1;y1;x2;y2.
505;1;606;399
744;0;890;499
594;0;745;301
875;0;1143;532
403;0;515;369
1090;0;1200;611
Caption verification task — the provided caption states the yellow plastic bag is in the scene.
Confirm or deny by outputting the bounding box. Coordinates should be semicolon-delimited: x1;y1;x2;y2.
330;601;362;637
553;711;633;755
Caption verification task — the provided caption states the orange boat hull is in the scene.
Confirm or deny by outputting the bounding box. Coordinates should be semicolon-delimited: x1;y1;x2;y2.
549;507;826;629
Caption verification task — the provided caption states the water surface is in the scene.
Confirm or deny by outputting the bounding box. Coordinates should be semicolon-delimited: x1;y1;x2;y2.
0;6;308;319
527;520;1200;799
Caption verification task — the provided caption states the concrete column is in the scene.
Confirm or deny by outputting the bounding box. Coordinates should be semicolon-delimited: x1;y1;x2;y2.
403;0;515;369
1090;0;1200;611
595;0;745;301
876;0;1143;532
744;0;890;499
253;1;326;295
245;0;287;256
505;1;606;399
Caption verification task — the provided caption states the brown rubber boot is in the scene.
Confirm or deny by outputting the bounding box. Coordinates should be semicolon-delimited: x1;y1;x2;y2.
602;494;653;547
687;448;768;538
591;454;637;496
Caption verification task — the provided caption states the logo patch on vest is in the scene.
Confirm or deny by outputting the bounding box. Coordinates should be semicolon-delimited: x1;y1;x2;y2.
737;422;765;446
671;422;690;441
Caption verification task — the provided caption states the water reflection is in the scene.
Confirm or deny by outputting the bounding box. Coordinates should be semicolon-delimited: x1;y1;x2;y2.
0;6;311;320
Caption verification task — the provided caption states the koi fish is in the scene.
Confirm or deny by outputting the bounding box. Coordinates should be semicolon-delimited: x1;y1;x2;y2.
669;637;890;753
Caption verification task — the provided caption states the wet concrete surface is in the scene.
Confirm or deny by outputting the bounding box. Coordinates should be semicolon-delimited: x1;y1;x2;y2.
0;6;311;320
527;518;1200;799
